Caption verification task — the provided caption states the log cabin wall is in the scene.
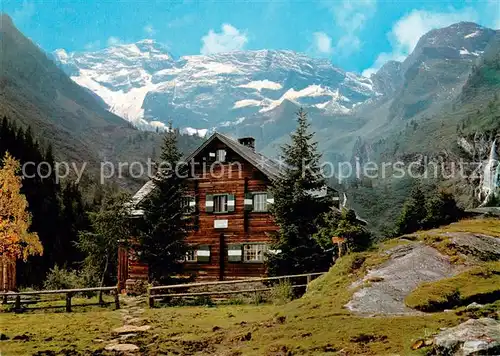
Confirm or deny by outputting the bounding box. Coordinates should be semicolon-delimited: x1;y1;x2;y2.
121;134;281;289
183;139;277;280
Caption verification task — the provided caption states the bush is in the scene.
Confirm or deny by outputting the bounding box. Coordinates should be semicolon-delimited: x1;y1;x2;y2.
79;264;101;288
252;292;265;305
270;280;294;305
226;297;244;305
192;295;214;307
43;266;83;290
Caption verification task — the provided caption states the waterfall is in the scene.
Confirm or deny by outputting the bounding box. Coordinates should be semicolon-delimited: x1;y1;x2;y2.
479;139;499;206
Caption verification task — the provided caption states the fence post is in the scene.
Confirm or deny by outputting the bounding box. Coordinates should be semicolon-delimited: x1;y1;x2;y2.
306;274;312;284
2;294;7;305
114;287;120;309
15;295;21;311
66;292;72;312
148;288;154;308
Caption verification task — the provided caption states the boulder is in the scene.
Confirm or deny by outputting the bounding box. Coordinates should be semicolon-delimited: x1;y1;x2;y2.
465;302;484;310
433;318;500;355
105;343;139;352
112;325;151;334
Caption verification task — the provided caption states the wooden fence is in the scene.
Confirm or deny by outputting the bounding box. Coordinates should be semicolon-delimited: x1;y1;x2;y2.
0;286;120;312
148;272;326;307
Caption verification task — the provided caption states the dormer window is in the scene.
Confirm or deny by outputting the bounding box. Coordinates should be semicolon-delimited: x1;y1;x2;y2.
216;149;226;162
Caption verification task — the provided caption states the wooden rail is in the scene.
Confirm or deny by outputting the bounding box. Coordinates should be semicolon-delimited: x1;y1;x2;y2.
148;272;326;307
0;286;120;312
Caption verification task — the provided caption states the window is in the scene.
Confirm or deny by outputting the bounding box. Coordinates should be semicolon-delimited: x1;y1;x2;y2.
181;196;195;213
243;244;268;262
216;149;226;162
214;195;228;213
181;196;191;208
185;250;196;262
253;193;268;212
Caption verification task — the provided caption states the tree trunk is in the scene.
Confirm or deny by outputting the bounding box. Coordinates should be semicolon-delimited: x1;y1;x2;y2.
99;254;109;305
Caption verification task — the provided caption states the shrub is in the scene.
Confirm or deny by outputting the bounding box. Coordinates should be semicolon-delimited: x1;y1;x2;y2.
252;292;265;305
192;295;214;307
79;264;101;288
43;266;83;290
270;280;294;305
227;297;244;305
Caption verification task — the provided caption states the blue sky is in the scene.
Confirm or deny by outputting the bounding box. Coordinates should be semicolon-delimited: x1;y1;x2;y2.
2;0;499;76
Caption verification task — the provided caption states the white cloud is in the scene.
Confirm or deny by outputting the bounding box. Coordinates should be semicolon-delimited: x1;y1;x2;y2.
200;24;248;55
362;7;478;76
312;32;333;54
330;0;377;56
13;1;35;24
144;24;156;36
107;36;123;46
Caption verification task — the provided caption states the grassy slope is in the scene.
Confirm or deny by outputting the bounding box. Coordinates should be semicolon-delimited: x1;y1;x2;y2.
405;262;500;311
2;219;498;355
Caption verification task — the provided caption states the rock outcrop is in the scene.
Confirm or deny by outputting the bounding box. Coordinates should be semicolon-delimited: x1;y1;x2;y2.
345;242;462;315
432;318;500;356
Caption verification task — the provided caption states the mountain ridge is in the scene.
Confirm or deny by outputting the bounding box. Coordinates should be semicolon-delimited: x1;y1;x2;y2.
0;13;203;188
51;22;497;165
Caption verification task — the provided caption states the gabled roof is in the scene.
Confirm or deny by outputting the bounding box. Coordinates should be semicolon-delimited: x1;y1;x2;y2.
185;132;283;180
129;132;284;214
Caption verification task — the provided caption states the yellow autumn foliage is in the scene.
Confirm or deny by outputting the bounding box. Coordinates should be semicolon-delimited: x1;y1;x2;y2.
0;152;43;261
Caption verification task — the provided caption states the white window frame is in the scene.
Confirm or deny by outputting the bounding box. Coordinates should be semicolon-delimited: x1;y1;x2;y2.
185;250;197;262
216;149;226;162
252;193;268;212
243;244;268;263
213;194;228;213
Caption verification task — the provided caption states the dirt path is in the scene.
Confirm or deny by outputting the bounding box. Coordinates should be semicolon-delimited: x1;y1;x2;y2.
103;296;151;354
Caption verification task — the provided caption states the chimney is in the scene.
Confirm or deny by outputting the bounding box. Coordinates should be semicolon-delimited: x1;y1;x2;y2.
238;137;255;151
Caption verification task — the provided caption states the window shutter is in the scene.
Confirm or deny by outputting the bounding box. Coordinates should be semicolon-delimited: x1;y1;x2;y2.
197;245;210;263
227;194;235;212
244;193;253;211
205;194;214;213
266;191;274;206
227;244;242;262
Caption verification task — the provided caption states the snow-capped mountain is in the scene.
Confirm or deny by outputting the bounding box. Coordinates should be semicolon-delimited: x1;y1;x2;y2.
52;22;496;159
53;44;377;135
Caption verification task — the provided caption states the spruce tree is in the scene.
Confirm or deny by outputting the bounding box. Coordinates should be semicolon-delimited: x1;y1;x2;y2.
139;123;189;283
267;108;332;276
394;185;427;235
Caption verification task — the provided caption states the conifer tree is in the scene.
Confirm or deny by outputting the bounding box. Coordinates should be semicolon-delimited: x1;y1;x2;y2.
139;122;188;283
425;191;462;228
394;185;427;236
267;108;332;276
